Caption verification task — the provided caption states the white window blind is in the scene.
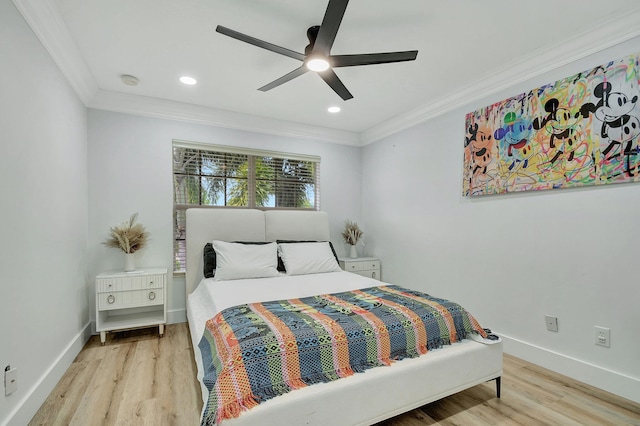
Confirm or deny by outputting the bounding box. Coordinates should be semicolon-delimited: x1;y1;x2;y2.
172;140;321;272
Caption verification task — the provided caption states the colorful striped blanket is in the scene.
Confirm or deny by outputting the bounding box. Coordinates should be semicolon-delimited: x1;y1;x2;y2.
198;285;486;425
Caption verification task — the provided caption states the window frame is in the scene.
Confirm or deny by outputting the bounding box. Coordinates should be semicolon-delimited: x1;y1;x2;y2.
172;140;321;273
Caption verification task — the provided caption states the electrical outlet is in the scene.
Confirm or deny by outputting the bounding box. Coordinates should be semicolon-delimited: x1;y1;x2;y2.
545;315;558;332
595;326;610;348
4;366;17;396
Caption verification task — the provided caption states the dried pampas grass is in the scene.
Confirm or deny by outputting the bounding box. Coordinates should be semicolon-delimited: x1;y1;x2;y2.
103;213;149;254
342;220;363;246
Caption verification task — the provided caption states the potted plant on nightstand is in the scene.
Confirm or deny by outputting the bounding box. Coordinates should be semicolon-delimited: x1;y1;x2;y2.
342;220;363;259
103;213;149;271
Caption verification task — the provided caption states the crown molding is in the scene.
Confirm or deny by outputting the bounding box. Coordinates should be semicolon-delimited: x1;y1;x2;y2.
15;0;640;147
12;0;357;145
89;90;360;145
361;8;640;145
12;0;98;105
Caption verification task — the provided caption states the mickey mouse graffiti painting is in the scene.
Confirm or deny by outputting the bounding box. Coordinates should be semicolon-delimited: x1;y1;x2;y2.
463;51;640;196
579;81;640;178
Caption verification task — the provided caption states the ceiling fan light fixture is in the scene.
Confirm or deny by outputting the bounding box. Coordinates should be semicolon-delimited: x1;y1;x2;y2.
216;0;418;101
306;57;330;72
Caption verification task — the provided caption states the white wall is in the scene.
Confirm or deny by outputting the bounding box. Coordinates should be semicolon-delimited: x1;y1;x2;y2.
6;0;637;420
0;2;89;425
87;110;362;325
361;37;640;403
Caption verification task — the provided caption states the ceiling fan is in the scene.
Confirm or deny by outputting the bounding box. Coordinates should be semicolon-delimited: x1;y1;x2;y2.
216;0;418;101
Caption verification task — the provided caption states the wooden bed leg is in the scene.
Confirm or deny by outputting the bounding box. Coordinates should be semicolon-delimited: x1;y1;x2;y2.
496;376;501;398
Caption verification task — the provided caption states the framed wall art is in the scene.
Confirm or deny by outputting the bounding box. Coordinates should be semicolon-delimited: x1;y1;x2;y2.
463;51;640;196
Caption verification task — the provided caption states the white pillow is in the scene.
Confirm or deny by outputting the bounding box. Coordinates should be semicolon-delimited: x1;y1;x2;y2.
278;242;342;276
212;240;281;281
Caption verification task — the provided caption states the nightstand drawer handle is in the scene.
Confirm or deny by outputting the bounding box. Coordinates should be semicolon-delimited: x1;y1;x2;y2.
107;294;115;304
148;291;156;301
372;272;377;279
149;280;153;286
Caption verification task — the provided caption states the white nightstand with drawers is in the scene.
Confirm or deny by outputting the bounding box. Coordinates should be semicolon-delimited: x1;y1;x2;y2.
95;268;167;345
339;257;381;280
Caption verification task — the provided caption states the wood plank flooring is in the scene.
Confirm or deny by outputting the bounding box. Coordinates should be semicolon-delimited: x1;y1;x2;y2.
29;323;201;426
30;323;640;426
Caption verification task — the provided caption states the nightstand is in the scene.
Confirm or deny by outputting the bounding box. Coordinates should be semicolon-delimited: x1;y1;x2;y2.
339;257;381;280
95;268;167;345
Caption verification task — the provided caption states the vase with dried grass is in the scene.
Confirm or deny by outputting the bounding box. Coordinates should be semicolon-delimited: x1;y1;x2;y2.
341;220;363;259
103;213;150;272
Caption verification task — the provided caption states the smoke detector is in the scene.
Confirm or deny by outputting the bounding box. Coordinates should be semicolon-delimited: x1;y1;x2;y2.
120;74;139;86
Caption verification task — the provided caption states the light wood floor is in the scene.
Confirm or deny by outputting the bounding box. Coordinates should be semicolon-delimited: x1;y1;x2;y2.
30;323;640;426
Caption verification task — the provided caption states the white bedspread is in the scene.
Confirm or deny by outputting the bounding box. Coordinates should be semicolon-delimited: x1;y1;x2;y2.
188;271;374;342
187;271;502;426
187;271;377;415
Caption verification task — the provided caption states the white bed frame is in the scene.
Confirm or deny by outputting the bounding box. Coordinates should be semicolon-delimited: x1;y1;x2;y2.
186;208;503;426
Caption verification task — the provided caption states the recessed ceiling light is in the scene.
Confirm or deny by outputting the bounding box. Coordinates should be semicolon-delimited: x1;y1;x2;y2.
180;76;197;85
306;57;330;72
328;106;341;113
120;74;139;86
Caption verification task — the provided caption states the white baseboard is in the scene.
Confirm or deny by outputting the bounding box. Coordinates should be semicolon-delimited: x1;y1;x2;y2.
167;308;186;325
499;333;640;404
1;323;92;426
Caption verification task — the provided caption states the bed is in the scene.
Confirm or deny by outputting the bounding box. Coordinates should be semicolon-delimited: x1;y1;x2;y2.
186;208;503;426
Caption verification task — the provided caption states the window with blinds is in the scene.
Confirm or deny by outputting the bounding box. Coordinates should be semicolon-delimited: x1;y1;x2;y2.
172;141;320;272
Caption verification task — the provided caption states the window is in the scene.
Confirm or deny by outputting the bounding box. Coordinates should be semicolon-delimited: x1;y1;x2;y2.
172;141;320;272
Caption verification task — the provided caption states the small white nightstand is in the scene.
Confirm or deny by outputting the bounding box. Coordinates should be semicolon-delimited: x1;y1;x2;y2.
339;257;381;280
95;268;167;345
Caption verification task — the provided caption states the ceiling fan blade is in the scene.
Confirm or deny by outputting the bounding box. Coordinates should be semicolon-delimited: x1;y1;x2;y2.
313;0;349;56
331;51;418;67
216;25;305;61
258;66;309;92
318;68;353;100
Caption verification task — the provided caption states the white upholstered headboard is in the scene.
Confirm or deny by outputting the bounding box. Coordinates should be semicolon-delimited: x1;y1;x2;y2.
185;208;330;296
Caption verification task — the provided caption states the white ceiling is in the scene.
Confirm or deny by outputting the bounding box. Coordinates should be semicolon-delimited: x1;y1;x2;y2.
14;0;640;145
